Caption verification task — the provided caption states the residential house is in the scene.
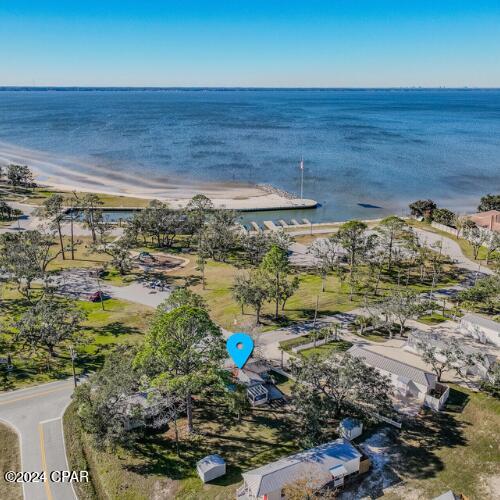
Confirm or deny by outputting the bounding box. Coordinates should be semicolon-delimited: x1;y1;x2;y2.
347;346;449;411
468;210;500;232
237;438;369;500
460;313;500;347
233;360;284;406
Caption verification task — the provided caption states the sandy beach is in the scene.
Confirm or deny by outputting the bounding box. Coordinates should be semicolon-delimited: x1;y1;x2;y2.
0;141;317;210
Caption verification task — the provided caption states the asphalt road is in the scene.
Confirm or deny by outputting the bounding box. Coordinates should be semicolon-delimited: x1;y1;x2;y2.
0;380;77;500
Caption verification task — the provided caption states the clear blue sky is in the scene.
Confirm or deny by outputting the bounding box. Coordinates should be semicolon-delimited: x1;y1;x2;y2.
1;0;499;87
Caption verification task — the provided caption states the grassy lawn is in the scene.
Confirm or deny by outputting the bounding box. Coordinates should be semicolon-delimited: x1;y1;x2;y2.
1;183;151;208
0;287;153;391
298;340;353;359
47;236;112;272
0;423;22;500
164;248;461;332
384;386;500;500
65;402;299;500
417;312;448;325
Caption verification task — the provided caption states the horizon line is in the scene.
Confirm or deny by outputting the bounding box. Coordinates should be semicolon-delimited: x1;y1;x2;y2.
1;85;500;92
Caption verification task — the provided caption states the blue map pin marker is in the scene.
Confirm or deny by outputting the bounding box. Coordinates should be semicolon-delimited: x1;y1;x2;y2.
226;333;254;369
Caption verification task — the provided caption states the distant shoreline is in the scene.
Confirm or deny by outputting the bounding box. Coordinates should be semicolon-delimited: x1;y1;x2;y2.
1;87;500;92
0;141;318;212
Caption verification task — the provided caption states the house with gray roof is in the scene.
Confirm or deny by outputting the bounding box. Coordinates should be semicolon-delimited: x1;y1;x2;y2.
460;313;500;347
348;346;449;411
236;438;367;500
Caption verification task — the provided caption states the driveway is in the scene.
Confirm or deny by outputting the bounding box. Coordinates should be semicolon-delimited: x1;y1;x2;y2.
0;380;76;500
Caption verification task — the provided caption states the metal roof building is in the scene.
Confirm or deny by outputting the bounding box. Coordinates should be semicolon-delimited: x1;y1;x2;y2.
238;439;362;499
348;346;437;389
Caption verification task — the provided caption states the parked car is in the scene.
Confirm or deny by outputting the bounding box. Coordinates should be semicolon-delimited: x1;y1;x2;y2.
88;291;105;302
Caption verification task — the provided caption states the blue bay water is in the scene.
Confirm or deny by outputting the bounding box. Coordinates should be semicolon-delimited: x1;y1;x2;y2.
0;89;499;222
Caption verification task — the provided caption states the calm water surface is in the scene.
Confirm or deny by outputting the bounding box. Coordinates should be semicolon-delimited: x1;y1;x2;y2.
0;89;499;222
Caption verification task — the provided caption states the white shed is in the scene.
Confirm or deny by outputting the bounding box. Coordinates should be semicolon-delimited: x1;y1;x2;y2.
339;418;363;440
196;454;226;483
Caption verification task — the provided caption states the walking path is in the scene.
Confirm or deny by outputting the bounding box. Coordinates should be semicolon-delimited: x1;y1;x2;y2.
0;380;77;500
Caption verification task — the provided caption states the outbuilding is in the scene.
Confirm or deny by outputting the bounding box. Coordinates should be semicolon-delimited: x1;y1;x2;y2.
339;418;363;440
196;454;226;483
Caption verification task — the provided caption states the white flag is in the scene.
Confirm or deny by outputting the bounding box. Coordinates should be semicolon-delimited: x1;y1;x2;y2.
299;159;304;170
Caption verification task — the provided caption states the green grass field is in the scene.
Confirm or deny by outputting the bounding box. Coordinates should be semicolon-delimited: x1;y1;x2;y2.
64;402;300;500
384;386;500;500
0;287;153;391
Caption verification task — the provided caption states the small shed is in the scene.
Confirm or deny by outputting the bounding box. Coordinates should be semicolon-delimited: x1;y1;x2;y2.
339;418;363;440
196;454;226;483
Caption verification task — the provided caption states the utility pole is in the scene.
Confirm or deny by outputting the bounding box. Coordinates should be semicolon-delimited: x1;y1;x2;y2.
69;346;77;388
313;294;319;327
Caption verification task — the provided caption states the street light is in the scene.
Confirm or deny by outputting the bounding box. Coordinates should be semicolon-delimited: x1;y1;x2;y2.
69;346;77;388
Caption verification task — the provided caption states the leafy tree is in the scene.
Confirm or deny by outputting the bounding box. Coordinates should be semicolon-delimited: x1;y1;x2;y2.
333;220;374;300
379;289;430;337
241;232;272;265
36;194;67;260
478;194;500;212
199;209;239;262
135;306;226;433
260;244;297;319
98;238;133;275
158;287;206;313
6;164;34;190
233;270;269;324
290;352;393;445
457;275;500;314
74;346;145;448
226;382;251;422
0;200;15;221
0;230;61;302
481;362;500;397
241;230;292;266
185;194;214;243
376;216;408;271
485;231;500;264
416;337;484;383
15;297;85;363
78;193;104;243
463;223;488;260
432;208;456;227
408;199;437;220
309;238;340;292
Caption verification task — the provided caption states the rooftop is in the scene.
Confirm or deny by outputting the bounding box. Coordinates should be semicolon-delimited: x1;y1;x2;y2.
461;313;500;333
348;346;437;388
242;438;361;497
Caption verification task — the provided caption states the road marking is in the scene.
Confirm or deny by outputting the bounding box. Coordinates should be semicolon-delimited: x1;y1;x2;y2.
0;385;71;406
39;417;61;425
38;423;54;500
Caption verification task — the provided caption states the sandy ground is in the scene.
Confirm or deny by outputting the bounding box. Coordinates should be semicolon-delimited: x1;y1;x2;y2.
0;141;316;210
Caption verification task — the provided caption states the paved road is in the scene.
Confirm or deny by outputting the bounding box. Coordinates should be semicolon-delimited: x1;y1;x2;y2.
0;380;77;500
412;227;494;275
